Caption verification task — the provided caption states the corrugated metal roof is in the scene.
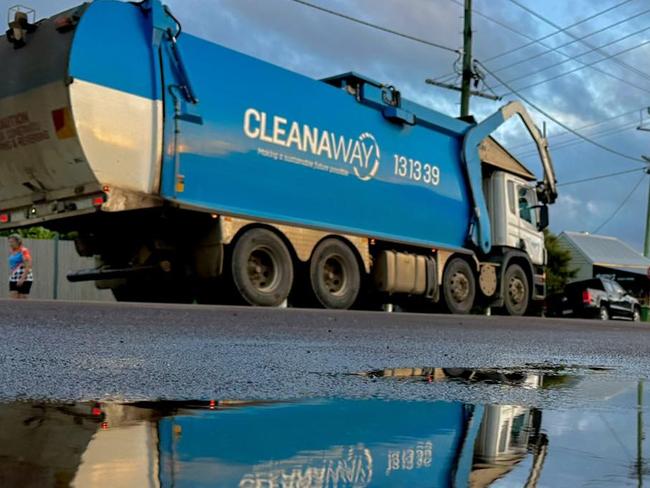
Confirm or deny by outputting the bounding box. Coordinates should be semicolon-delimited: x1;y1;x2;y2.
561;231;650;268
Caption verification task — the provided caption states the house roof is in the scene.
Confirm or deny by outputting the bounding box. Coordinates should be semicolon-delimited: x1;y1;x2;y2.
561;231;650;270
480;137;536;181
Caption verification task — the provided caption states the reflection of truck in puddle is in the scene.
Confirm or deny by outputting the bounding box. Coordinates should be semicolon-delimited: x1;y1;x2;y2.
0;371;551;487
156;396;548;487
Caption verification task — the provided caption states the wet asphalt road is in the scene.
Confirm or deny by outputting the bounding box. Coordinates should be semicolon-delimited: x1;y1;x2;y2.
1;299;649;404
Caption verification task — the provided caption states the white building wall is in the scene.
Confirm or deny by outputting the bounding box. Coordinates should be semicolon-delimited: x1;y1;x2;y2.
556;234;593;282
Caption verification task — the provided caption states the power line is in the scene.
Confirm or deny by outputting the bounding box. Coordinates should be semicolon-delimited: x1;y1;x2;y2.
592;173;647;233
476;60;648;164
519;118;637;157
501;39;650;96
288;0;460;53
493;24;650;90
481;0;635;64
488;7;650;78
507;0;650;82
558;167;645;187
517;121;640;157
435;0;635;82
438;1;650;97
509;108;641;150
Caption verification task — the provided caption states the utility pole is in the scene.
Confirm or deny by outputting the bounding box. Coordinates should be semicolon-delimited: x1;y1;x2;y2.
425;0;501;108
460;0;473;118
637;380;644;488
638;110;650;256
643;160;650;258
424;0;501;108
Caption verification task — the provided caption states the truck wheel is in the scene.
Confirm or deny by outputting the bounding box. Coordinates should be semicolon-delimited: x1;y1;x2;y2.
442;258;475;314
231;228;293;307
503;264;529;316
309;238;360;309
633;307;641;322
599;305;610;321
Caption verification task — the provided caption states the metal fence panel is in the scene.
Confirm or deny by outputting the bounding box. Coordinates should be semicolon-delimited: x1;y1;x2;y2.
0;237;114;301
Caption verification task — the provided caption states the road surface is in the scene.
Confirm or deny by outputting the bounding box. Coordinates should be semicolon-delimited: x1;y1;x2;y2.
0;299;648;404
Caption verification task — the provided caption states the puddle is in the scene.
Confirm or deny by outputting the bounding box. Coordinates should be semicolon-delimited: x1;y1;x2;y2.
1;368;648;487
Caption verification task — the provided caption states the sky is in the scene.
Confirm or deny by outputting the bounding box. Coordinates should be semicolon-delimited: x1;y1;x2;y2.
9;0;650;250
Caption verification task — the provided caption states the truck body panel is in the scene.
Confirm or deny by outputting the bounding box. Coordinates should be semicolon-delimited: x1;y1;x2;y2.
160;38;474;252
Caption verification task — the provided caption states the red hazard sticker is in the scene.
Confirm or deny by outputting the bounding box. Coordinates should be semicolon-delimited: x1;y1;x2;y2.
51;107;75;139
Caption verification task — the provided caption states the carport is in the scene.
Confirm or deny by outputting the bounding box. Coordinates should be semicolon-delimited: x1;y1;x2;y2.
558;231;650;299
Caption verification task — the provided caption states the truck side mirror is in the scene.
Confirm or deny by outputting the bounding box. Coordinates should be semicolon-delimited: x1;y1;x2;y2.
537;204;549;231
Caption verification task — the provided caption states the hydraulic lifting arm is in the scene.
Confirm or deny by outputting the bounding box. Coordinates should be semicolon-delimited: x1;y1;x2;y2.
462;101;557;254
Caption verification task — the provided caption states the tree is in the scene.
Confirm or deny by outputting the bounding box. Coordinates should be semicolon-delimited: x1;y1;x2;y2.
544;230;577;294
0;227;77;240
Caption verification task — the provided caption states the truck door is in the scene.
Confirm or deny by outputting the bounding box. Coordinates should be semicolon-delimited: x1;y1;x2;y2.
505;180;521;248
515;185;545;265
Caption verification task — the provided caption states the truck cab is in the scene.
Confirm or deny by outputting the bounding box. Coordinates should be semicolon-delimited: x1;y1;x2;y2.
480;138;550;309
483;142;547;268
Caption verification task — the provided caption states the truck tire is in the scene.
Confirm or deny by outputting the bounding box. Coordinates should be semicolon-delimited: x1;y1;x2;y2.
309;238;360;309
231;228;293;307
442;258;475;314
503;264;529;316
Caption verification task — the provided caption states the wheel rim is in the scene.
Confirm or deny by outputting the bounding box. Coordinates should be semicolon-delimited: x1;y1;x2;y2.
321;255;347;296
634;310;640;321
508;276;526;307
246;246;279;292
601;308;608;320
449;271;470;303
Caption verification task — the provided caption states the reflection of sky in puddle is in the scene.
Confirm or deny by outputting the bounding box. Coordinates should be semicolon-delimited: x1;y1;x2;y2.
0;369;647;487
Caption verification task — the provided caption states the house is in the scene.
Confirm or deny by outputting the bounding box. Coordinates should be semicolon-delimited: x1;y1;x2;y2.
557;231;650;296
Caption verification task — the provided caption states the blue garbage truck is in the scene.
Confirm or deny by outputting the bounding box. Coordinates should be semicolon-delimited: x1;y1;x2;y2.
155;398;547;487
0;0;557;314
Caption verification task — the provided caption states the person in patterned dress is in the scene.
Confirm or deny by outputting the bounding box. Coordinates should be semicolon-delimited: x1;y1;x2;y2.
8;234;33;299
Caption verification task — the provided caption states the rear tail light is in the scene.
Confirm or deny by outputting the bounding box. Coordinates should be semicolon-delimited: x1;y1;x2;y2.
92;193;107;207
54;15;79;33
0;213;9;224
582;290;592;304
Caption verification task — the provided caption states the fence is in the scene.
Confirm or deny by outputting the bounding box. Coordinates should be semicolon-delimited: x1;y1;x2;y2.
0;237;115;301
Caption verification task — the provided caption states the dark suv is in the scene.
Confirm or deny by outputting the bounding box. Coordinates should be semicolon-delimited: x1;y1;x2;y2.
547;277;641;321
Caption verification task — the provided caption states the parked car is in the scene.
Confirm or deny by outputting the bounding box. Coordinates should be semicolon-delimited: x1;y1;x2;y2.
546;277;640;321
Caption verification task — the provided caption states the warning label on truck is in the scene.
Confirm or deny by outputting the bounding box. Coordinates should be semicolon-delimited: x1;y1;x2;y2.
0;112;50;151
